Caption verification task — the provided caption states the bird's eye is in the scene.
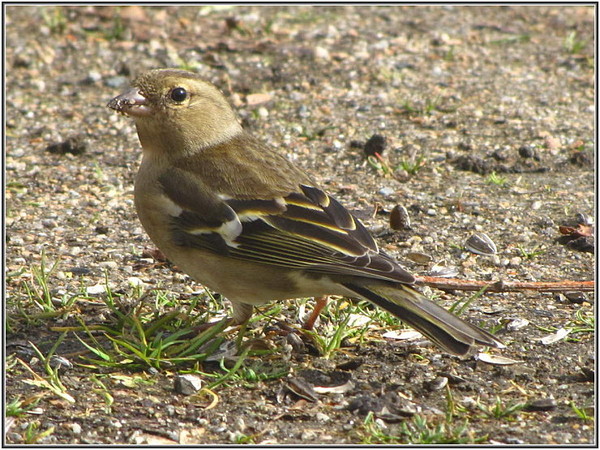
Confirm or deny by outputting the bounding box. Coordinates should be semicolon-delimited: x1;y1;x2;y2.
170;87;188;102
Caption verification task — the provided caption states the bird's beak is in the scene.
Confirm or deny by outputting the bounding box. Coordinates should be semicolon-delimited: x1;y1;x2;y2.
107;88;152;118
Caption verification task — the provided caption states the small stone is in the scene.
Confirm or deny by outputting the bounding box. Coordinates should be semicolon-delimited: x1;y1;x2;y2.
42;219;57;228
104;76;129;89
564;291;588;304
174;374;203;395
45;135;87;155
364;134;387;157
70;423;82;434
508;256;522;267
379;187;394;197
518;145;536;158
82;71;102;84
426;376;448;391
313;46;330;60
86;283;109;295
569;150;592;167
565;236;594;253
544;136;561;153
523;398;557;412
257;107;269;118
370;40;389;51
575;212;593;226
301;430;317;440
95;225;109;234
316;412;330;422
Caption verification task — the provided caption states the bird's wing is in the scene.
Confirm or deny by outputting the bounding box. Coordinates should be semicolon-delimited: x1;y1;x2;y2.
158;168;415;284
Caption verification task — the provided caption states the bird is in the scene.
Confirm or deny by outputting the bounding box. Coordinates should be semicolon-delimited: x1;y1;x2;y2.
107;68;503;356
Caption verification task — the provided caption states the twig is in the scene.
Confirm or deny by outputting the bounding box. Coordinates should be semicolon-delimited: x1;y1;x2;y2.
415;276;595;293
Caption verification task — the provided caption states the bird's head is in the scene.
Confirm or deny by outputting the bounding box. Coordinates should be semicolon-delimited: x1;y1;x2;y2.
108;69;242;156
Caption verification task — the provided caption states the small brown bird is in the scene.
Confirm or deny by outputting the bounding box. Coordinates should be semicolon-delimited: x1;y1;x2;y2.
108;69;503;356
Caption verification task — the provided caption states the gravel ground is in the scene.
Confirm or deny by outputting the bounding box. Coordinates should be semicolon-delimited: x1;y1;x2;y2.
5;5;595;445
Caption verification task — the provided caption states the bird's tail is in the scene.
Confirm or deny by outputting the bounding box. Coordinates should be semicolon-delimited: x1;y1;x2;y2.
342;282;503;356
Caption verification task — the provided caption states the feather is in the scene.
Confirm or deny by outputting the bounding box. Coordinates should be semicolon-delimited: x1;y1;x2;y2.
343;283;504;355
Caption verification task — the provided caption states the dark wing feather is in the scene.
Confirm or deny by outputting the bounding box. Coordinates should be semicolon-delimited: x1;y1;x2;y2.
160;170;414;284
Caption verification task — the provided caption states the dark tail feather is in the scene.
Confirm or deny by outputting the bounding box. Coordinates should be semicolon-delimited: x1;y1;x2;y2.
343;282;503;356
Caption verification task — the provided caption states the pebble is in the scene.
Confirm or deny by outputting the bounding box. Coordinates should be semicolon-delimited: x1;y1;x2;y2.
524;398;557;412
426;376;449;391
313;46;330;60
296;105;310;118
104;76;129;88
364;134;387;157
6;161;27;171
84;71;102;83
564;291;588;304
379;187;394;197
174;374;203;395
369;40;389;51
300;430;317;440
518;145;536;158
316;412;330;422
10;237;25;246
508;256;522;267
41;219;57;228
86;283;109;295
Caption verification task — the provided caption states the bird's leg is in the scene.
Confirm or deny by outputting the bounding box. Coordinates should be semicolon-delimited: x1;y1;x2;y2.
302;296;329;330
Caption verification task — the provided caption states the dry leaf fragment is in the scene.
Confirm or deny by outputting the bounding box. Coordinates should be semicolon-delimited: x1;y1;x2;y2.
558;224;593;238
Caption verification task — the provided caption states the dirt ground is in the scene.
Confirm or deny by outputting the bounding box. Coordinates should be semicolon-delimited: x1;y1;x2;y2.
5;5;595;445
